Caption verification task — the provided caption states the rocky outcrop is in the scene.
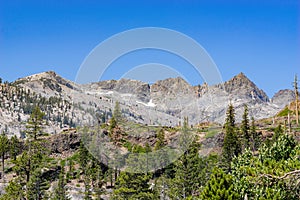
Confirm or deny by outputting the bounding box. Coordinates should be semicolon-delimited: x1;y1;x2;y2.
271;89;295;108
151;77;193;96
1;70;291;132
223;72;269;102
114;79;150;102
46;130;81;154
96;80;117;90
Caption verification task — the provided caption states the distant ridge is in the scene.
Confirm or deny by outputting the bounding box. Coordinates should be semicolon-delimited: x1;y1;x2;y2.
0;70;292;136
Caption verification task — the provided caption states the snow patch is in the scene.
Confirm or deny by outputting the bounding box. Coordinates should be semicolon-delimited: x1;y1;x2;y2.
136;99;156;107
85;91;113;95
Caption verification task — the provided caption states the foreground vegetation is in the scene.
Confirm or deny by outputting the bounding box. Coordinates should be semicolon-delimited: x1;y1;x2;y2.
0;101;299;199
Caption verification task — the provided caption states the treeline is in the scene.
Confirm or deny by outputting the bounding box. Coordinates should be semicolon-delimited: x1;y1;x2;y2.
0;102;299;199
106;103;300;199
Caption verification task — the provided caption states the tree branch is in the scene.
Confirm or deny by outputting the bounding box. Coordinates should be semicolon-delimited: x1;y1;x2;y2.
260;170;300;180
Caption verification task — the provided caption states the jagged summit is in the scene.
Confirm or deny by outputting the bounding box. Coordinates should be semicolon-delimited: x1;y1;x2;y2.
224;72;269;102
225;72;254;89
271;89;295;108
4;70;289;126
151;76;193;96
152;77;189;88
235;72;247;79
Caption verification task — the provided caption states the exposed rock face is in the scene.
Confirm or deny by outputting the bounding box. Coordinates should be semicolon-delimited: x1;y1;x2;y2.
114;79;150;102
223;72;269;102
271;89;295;108
0;70;293;135
46;130;80;154
151;77;193;96
89;79;151;102
96;80;117;90
150;77;195;113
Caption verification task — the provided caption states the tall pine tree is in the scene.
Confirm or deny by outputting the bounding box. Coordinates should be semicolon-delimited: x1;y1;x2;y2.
241;104;250;149
26;106;45;140
250;117;261;151
222;104;241;168
169;118;204;199
0;133;9;179
51;161;70;200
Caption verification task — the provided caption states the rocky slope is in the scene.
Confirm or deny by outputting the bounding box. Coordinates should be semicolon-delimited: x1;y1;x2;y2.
0;71;294;135
271;89;295;108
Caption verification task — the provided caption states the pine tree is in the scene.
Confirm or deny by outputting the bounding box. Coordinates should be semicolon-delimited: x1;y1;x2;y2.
112;172;154;200
170;139;204;199
169;118;204;199
78;141;94;199
0;177;24;200
250;117;261;151
26;168;50;200
11;106;50;200
91;160;105;200
241;104;250;149
154;129;165;151
109;116;117;133
0;133;9;179
113;101;122;123
9;135;20;161
51;161;70;200
26;106;45;140
154;129;168;175
222;104;241;168
200;167;239;200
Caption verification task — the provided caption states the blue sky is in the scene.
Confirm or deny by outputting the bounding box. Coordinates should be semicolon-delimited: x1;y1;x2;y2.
0;0;299;97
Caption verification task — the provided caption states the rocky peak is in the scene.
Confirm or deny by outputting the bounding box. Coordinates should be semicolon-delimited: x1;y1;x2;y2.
224;72;269;102
14;71;77;94
151;77;193;95
225;72;253;90
271;89;295;108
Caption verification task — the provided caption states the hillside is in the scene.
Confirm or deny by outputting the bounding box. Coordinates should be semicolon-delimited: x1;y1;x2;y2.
0;71;294;136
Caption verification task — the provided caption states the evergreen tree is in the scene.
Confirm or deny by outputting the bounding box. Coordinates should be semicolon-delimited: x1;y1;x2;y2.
91;160;105;200
9;135;20;161
51;161;70;200
154;128;165;151
170;139;204;199
169;118;205;199
26;169;50;200
109;116;117;134
154;129;168;175
112;172;155;200
113;101;122;123
272;124;283;143
231;134;300;200
78;141;93;199
26;106;45;140
200;167;239;200
0;133;9;179
250;117;261;151
11;107;50;199
241;104;250;149
222;104;241;168
0;178;24;200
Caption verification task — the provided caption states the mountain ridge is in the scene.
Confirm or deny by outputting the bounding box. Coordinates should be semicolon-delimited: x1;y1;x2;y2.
14;70;282;101
0;70;294;136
